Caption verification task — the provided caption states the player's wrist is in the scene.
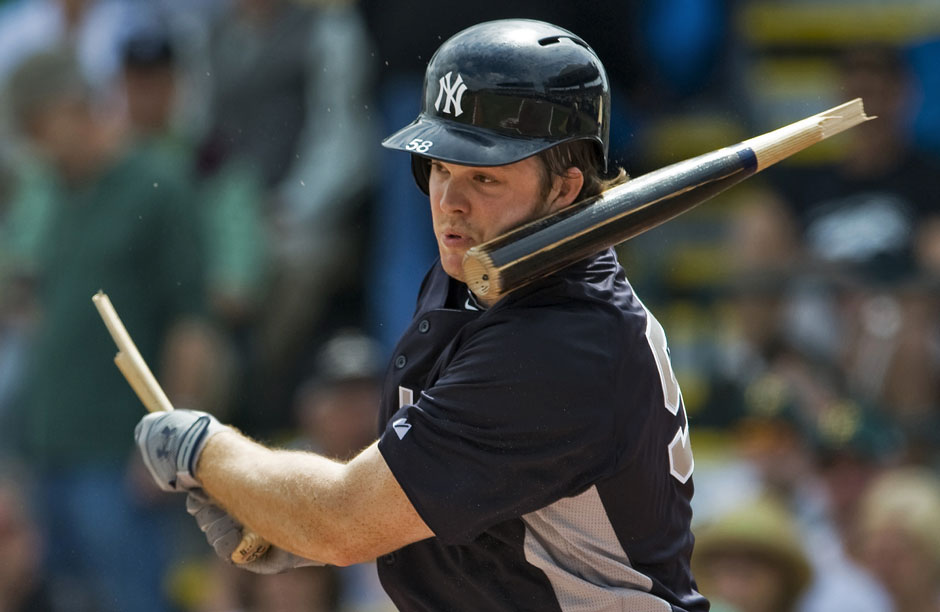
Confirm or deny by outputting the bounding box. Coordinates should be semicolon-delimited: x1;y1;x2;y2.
189;412;231;480
193;426;240;480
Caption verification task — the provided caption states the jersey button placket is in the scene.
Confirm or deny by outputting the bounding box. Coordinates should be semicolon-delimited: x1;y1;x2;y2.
418;319;430;333
395;355;407;369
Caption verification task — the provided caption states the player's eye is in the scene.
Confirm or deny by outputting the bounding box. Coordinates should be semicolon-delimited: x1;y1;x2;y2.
474;173;496;184
430;161;449;175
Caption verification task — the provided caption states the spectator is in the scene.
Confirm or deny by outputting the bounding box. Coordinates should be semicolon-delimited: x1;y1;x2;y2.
771;44;940;283
0;469;45;612
196;0;376;432
800;401;899;612
293;328;384;461
767;44;940;442
693;496;813;612
120;23;269;417
0;466;97;611
246;565;341;612
121;23;180;141
5;48;217;612
699;373;894;612
121;22;268;323
854;467;940;612
198;562;341;612
292;329;395;611
0;0;140;111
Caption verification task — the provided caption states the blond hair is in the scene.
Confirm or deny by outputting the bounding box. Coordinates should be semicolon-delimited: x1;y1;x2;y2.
857;467;940;573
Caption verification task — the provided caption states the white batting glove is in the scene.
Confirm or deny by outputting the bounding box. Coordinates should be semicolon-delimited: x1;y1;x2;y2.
186;489;324;574
134;410;228;492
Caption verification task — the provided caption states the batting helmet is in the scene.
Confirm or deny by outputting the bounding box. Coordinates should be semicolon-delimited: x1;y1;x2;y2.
382;19;611;194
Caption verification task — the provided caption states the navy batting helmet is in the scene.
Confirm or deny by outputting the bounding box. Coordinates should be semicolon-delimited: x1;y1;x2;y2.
382;19;611;194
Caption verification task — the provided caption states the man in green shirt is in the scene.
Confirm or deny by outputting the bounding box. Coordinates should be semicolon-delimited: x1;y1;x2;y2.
6;49;213;612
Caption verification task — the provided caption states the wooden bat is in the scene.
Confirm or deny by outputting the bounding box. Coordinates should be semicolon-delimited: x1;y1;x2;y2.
92;291;270;564
462;98;872;303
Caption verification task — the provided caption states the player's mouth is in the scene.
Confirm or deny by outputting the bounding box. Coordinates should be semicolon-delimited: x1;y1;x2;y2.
441;230;474;249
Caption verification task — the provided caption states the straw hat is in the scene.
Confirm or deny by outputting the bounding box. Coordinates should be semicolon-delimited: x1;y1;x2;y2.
693;495;813;609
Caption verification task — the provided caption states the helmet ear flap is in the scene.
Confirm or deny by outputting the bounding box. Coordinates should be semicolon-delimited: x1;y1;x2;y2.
411;155;431;195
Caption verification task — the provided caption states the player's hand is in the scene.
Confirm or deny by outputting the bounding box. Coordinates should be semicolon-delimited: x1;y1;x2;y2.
134;409;229;492
186;489;324;574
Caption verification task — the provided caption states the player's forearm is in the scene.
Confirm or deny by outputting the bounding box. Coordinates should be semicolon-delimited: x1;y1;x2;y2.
196;429;356;565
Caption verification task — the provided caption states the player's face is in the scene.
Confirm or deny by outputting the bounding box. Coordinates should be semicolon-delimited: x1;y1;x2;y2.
428;157;582;282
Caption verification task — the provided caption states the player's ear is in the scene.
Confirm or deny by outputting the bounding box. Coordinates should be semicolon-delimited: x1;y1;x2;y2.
548;167;584;211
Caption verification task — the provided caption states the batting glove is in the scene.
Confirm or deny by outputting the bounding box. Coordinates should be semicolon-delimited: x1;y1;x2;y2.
134;410;228;492
186;489;324;574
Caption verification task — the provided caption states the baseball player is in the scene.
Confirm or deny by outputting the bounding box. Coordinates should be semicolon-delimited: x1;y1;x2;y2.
135;19;709;611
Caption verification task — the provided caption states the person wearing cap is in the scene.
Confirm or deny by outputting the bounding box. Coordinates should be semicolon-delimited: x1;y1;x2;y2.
292;329;385;462
693;496;813;612
133;19;709;611
291;329;396;612
119;22;270;358
120;26;179;141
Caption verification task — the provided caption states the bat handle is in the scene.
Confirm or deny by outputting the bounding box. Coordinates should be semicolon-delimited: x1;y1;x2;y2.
233;530;270;564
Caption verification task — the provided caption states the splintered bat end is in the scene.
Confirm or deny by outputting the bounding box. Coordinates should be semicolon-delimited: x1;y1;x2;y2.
745;98;873;171
819;98;873;139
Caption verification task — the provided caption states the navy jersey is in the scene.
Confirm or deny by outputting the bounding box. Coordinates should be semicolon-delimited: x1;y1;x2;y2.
377;249;709;612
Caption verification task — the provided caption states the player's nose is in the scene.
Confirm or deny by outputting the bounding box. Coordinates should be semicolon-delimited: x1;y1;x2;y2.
437;179;471;214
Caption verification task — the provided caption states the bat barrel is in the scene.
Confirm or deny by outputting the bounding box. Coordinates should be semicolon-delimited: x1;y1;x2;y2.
464;145;758;301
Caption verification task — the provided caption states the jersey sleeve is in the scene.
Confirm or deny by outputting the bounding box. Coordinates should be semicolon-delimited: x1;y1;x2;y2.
378;306;624;545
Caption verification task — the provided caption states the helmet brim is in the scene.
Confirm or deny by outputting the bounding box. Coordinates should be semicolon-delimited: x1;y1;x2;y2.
381;114;559;168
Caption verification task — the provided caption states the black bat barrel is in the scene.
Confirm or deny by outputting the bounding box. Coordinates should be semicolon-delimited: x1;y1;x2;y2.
463;144;759;300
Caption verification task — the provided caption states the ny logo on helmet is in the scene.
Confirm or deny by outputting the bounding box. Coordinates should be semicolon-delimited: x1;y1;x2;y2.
434;71;467;117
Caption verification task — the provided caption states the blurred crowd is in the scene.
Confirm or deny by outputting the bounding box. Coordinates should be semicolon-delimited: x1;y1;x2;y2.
0;0;938;611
